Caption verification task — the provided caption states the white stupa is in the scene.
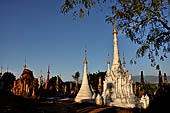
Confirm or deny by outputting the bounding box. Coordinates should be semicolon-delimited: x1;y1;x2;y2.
102;21;137;108
75;48;93;103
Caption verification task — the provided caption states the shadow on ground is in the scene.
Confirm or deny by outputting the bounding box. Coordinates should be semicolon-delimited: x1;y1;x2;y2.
0;93;145;113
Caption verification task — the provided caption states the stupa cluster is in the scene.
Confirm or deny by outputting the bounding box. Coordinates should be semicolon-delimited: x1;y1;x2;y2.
11;61;79;98
1;21;169;109
75;22;149;108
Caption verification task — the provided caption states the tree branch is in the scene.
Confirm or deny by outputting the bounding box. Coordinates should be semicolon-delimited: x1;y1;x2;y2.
158;19;170;30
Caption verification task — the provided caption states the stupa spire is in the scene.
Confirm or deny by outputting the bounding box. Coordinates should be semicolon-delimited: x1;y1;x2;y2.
84;48;87;64
112;20;118;35
123;53;126;72
45;65;50;89
123;53;126;65
0;66;2;74
107;53;110;64
82;48;88;85
39;70;42;88
112;21;120;68
24;57;26;69
107;53;110;75
48;65;50;74
7;65;8;72
75;48;92;103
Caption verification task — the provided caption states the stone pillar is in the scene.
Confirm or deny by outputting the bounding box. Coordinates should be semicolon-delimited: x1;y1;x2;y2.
70;82;72;94
107;54;110;75
26;84;28;93
16;88;18;95
98;75;102;95
28;87;30;94
32;87;35;97
23;80;26;92
64;84;67;95
158;71;163;88
14;81;16;88
134;83;137;95
56;76;59;92
130;80;134;95
12;88;16;95
21;83;23;94
19;81;22;94
45;66;50;89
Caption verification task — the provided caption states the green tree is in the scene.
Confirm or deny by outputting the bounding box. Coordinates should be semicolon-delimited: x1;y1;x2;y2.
72;71;80;81
72;72;80;92
61;0;170;69
1;72;16;92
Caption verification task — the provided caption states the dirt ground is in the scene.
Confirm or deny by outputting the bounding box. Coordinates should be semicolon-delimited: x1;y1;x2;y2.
0;94;140;113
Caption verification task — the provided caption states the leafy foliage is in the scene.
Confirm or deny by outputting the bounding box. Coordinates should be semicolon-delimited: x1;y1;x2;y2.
88;71;106;92
1;72;16;92
72;71;80;81
61;0;170;69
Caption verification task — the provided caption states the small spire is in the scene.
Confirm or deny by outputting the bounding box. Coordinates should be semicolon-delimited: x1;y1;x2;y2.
48;65;50;74
118;57;120;63
24;57;26;69
7;65;8;72
0;66;2;73
84;48;87;64
107;53;110;64
112;20;118;35
39;70;42;88
123;53;126;65
40;69;42;78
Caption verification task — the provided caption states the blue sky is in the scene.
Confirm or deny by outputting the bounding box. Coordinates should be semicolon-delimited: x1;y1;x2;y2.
0;0;169;81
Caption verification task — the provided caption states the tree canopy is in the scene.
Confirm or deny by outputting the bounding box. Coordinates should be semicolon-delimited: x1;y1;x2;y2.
61;0;170;69
1;72;16;92
72;72;80;81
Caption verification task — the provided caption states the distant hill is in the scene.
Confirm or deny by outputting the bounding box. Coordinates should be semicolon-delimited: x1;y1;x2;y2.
132;76;170;83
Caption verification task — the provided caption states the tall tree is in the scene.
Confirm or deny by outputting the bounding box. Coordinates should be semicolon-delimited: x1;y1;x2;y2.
1;72;16;92
61;0;170;69
72;72;80;92
72;71;80;81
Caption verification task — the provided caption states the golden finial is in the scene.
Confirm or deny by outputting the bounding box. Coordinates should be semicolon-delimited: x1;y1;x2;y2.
40;69;42;78
123;53;126;65
112;20;118;35
84;48;87;64
107;53;110;64
24;57;26;69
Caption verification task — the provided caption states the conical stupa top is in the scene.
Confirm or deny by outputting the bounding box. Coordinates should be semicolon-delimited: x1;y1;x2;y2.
0;66;2;73
118;57;121;63
39;70;42;87
107;53;110;64
112;20;118;35
24;57;26;69
112;21;120;65
45;66;50;89
48;65;50;73
84;48;88;64
7;66;8;72
40;70;42;78
123;53;126;65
